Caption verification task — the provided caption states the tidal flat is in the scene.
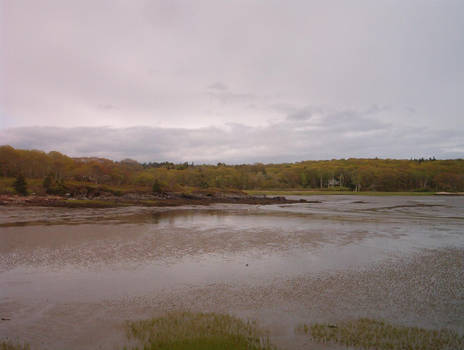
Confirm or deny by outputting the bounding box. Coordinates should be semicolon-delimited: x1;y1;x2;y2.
0;195;463;349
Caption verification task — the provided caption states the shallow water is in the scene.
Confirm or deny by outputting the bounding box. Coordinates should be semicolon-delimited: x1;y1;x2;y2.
0;195;463;349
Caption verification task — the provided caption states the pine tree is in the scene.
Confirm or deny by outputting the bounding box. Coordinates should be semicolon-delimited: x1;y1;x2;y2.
13;174;28;196
152;179;163;194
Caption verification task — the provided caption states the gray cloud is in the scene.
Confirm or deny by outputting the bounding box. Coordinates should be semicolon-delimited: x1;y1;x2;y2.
2;106;462;163
207;82;228;91
1;1;463;159
286;107;317;122
208;90;257;105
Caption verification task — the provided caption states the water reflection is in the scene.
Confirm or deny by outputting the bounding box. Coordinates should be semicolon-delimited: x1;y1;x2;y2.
1;196;463;350
1;196;463;291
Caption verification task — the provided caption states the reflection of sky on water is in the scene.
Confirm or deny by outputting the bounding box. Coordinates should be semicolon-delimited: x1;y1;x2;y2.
1;196;463;305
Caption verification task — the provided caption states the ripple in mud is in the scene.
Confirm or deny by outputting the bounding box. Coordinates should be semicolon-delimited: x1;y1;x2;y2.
1;249;462;350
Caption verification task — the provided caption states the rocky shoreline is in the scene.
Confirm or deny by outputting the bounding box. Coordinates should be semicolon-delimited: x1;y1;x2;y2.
0;192;307;208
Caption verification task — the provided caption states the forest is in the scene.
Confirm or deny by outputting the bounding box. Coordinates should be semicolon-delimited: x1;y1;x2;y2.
1;145;463;195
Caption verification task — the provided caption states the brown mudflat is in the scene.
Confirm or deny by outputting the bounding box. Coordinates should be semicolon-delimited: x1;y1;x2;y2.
1;195;463;349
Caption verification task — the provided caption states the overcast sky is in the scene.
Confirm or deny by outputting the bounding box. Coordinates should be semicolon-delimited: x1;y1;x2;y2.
1;0;463;163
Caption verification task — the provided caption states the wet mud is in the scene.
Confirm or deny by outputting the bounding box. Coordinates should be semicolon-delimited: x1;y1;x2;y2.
0;195;463;349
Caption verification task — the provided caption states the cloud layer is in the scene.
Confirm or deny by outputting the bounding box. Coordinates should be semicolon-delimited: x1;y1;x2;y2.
2;106;462;163
1;1;463;161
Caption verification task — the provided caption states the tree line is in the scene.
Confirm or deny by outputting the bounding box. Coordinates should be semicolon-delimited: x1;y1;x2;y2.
1;145;463;193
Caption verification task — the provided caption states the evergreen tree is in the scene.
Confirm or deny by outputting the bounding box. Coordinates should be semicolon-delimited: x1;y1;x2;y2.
13;174;28;196
43;173;53;191
152;179;163;194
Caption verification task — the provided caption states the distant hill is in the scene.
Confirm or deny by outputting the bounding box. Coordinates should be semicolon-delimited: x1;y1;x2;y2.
1;145;463;192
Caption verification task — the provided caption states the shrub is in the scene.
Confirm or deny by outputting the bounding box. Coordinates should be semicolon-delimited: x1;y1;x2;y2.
13;174;28;196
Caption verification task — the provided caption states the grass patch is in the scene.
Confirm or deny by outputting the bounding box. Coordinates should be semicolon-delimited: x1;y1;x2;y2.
124;312;276;350
61;181;153;196
246;190;436;196
0;341;29;350
298;318;464;350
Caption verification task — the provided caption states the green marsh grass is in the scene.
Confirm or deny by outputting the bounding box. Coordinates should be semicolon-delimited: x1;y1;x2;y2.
124;312;276;350
246;190;437;196
298;318;464;350
0;341;30;350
